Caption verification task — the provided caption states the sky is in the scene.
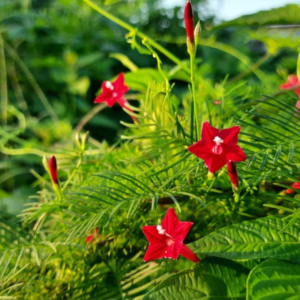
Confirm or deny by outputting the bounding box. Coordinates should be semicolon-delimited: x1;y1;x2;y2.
164;0;300;21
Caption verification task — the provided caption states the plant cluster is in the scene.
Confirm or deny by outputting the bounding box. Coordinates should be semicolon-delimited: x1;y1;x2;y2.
1;0;300;299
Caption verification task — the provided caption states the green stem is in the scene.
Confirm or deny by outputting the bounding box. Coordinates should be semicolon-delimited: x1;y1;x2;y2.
297;50;300;82
190;53;199;142
61;153;83;191
0;33;8;127
234;191;240;203
227;52;271;83
190;87;194;144
4;41;57;122
205;176;216;195
156;36;265;81
82;0;190;74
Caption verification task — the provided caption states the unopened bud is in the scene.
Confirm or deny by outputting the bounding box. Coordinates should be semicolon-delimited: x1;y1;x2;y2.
184;1;195;53
81;132;89;152
227;161;239;191
194;21;201;46
49;156;59;185
43;155;49;173
75;133;80;149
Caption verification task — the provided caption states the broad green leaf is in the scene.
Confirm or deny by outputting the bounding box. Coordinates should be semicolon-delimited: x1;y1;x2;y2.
124;69;166;92
143;257;249;300
247;259;300;300
109;53;138;72
190;216;300;262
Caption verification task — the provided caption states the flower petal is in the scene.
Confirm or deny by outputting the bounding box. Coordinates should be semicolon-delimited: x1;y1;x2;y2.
280;75;299;89
142;226;165;243
201;122;220;145
174;221;193;241
287;181;300;194
113;73;129;93
161;208;179;237
94;82;115;106
143;243;168;262
204;154;227;173
180;244;200;263
117;97;132;112
220;126;240;145
85;235;93;244
225;145;247;162
295;89;300;99
188;141;213;160
164;240;182;260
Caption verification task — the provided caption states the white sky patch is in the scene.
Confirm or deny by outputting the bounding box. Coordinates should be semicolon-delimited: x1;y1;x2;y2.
163;0;300;21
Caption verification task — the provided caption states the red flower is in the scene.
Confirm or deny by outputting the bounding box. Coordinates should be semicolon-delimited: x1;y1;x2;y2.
94;73;131;109
280;75;300;99
227;161;239;191
184;1;194;43
142;208;199;263
94;73;137;121
49;156;58;184
286;182;300;195
188;122;246;173
86;228;101;244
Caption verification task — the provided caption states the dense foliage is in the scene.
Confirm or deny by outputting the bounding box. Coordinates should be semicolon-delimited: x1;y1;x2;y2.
1;0;300;299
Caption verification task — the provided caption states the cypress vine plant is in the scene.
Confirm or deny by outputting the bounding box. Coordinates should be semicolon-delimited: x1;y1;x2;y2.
1;0;300;299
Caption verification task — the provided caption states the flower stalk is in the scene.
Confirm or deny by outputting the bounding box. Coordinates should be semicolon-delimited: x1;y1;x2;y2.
185;1;200;142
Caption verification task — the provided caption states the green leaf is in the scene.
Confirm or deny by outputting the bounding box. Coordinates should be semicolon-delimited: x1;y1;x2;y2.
109;53;138;72
288;141;294;163
247;259;300;300
273;145;281;164
190;216;300;262
245;155;256;170
259;151;268;171
143;257;248;300
124;69;166;93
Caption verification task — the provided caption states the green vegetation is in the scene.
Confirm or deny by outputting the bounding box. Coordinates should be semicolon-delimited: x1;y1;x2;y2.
1;0;300;299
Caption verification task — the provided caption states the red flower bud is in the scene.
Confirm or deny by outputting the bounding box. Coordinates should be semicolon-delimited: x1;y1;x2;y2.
184;1;194;43
49;156;58;184
227;161;239;191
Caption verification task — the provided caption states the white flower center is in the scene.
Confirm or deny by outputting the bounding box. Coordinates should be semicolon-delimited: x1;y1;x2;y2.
105;81;114;90
157;225;165;235
213;136;224;145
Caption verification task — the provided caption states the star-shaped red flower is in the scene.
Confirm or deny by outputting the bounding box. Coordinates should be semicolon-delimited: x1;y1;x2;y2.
94;72;131;108
142;208;199;263
188;122;246;173
280;74;300;99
